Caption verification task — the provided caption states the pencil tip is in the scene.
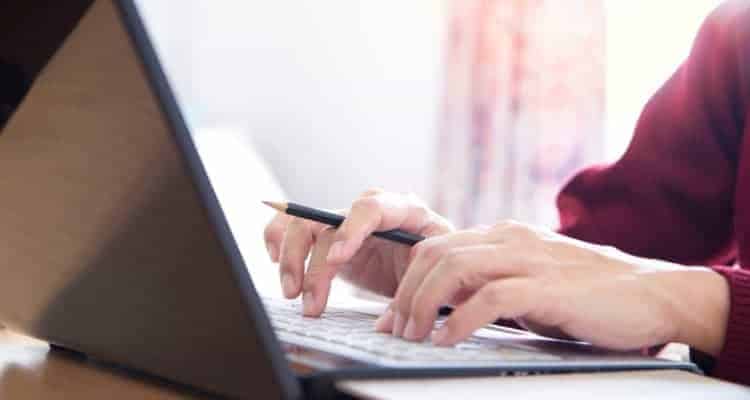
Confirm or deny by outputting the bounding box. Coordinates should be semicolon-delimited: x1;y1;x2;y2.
262;200;287;212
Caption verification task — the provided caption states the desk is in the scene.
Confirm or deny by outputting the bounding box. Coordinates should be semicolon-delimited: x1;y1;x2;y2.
338;370;750;400
0;329;207;399
1;328;749;400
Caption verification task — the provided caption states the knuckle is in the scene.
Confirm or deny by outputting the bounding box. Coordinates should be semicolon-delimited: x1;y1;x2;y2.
303;269;330;292
409;301;430;324
315;226;337;243
495;219;530;236
433;250;469;280
496;219;520;229
286;216;308;233
352;196;382;213
454;265;485;289
494;219;515;229
396;300;412;316
506;224;526;235
301;277;318;294
264;219;285;243
263;224;279;243
360;187;385;197
392;292;412;315
441;248;466;266
279;257;294;274
418;242;447;265
480;282;506;306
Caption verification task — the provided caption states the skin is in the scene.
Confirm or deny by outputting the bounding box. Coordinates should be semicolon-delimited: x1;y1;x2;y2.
264;190;730;357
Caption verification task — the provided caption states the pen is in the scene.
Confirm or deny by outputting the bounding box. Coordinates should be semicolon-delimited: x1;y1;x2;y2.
262;200;425;246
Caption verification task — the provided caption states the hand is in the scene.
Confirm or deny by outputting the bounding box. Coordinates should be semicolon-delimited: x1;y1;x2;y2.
263;189;453;316
376;221;730;356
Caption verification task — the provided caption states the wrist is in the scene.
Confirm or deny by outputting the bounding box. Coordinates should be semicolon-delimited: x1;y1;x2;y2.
656;268;730;356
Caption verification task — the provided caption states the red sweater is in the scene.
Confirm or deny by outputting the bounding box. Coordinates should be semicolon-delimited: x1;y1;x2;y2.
557;0;750;384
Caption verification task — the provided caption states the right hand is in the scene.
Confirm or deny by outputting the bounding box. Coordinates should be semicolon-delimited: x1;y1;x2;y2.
263;189;453;317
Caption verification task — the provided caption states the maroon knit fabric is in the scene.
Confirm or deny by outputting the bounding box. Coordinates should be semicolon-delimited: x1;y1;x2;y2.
556;0;750;385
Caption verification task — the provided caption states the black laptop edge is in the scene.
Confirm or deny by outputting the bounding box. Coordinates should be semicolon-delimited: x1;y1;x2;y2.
113;1;303;399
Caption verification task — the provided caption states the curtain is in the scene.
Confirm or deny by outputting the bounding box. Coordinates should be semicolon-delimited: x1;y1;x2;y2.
434;0;605;228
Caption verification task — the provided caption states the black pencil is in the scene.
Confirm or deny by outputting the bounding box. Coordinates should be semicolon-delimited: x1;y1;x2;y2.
262;201;425;246
263;200;456;316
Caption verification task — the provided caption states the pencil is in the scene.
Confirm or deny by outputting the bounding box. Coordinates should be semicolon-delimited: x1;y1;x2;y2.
262;201;425;246
263;200;455;316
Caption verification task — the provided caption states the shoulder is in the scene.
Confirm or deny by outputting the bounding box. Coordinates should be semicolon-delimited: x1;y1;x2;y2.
702;1;750;44
707;0;750;24
700;1;750;116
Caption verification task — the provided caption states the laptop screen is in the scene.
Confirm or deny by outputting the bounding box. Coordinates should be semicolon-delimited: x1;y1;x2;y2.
0;1;300;398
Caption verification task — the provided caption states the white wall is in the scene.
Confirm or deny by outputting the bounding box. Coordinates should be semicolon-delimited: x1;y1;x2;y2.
141;1;446;210
139;0;723;215
604;0;722;160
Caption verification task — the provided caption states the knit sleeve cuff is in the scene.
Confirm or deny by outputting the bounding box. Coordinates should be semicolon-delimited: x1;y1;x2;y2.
708;266;750;383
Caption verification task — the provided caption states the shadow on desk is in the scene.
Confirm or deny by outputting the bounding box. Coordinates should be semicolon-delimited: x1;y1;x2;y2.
0;330;208;399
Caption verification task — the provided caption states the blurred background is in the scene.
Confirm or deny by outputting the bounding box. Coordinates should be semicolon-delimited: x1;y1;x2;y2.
138;0;722;229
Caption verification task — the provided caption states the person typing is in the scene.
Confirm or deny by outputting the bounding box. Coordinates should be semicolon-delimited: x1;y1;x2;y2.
264;0;750;386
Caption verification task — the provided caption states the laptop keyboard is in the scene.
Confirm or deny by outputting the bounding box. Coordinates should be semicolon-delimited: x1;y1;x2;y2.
262;297;560;367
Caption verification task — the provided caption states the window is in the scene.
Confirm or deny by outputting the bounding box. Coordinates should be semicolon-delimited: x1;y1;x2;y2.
604;0;722;160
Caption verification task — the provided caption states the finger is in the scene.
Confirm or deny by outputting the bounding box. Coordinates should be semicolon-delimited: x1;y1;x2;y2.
327;192;435;265
264;212;292;262
374;305;395;333
392;230;496;337
404;245;528;341
279;218;325;298
432;278;535;346
301;227;338;316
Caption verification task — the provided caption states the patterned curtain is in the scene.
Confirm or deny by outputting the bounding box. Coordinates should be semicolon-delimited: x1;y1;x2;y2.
434;0;605;228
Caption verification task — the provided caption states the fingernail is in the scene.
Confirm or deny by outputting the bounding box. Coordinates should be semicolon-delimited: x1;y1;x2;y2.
303;291;315;316
327;241;346;263
375;309;394;332
403;318;417;340
266;243;278;262
431;327;451;346
392;312;406;337
281;274;295;297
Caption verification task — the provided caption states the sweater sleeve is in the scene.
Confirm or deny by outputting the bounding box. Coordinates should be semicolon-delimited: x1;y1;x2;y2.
556;0;750;383
710;267;750;382
557;2;746;265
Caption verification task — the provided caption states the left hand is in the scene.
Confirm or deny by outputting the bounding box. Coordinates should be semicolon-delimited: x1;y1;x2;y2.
375;221;729;355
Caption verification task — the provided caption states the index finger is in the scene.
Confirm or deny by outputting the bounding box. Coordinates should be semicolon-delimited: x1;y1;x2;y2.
326;192;429;264
432;278;535;346
405;245;527;341
264;212;292;262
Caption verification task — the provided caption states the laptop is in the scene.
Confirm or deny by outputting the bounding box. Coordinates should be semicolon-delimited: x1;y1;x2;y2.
0;1;698;399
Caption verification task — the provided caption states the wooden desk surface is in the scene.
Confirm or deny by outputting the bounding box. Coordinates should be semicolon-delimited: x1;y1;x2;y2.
0;328;207;399
2;327;750;400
